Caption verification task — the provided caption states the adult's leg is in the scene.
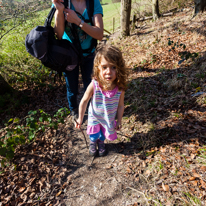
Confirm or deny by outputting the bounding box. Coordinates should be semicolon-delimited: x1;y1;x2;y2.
63;65;79;111
81;52;95;92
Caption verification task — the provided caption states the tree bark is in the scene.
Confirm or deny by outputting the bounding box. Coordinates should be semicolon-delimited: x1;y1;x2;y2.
152;0;160;21
0;74;13;95
193;0;206;17
120;0;131;36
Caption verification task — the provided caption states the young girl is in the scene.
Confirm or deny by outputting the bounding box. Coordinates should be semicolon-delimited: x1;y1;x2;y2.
75;44;128;157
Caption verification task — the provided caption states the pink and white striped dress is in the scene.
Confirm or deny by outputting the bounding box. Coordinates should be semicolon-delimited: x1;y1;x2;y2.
87;80;122;141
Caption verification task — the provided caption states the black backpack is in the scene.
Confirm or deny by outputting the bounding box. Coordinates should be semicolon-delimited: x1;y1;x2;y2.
25;0;96;74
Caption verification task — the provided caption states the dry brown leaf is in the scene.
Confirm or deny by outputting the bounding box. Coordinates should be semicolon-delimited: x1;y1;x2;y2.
200;180;206;189
3;195;12;203
145;170;150;176
200;166;206;171
126;167;132;173
179;166;186;171
162;183;169;192
105;165;113;169
193;173;201;178
67;175;72;182
56;190;62;197
177;171;182;176
191;180;198;186
29;192;35;199
142;161;146;167
160;155;167;161
189;177;196;181
190;187;195;192
18;187;26;193
28;177;36;186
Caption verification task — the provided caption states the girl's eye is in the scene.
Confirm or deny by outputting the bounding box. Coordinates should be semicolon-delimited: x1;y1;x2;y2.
112;66;116;70
102;66;107;70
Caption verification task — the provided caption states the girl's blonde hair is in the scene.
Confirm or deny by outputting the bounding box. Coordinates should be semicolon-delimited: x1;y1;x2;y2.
93;44;128;91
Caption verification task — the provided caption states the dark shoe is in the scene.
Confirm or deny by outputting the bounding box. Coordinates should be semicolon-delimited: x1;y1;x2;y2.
89;140;97;156
98;139;106;157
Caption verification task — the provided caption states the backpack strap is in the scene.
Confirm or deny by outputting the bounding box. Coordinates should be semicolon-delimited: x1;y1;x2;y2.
86;0;94;22
83;0;97;54
44;7;56;27
45;1;68;27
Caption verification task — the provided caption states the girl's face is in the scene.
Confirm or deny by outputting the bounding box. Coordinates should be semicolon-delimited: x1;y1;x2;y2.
99;56;117;85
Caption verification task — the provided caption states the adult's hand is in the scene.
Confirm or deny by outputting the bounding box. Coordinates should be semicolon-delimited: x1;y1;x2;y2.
64;8;81;26
52;0;65;12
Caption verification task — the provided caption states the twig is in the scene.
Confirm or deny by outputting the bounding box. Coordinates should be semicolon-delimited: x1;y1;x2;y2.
73;118;88;149
111;155;118;163
139;173;148;183
126;186;149;206
104;28;111;35
90;156;95;166
116;131;131;138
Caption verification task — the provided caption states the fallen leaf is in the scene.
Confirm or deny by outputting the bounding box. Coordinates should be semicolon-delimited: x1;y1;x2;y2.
126;167;132;173
3;195;12;203
179;166;186;171
189;177;196;181
56;190;62;197
200;180;206;189
190;187;195;192
162;183;169;192
190;153;196;159
200;166;206;171
19;187;26;193
193;173;201;178
177;171;182;176
105;165;113;169
29;192;35;199
145;170;150;176
142;161;146;167
191;180;198;186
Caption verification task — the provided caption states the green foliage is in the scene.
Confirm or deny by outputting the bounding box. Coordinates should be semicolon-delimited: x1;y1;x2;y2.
167;38;199;64
0;8;51;87
183;192;201;205
0;108;70;167
159;161;163;170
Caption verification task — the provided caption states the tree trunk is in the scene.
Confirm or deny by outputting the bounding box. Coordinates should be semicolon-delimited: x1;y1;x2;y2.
0;74;13;95
193;0;206;17
152;0;160;21
120;0;131;36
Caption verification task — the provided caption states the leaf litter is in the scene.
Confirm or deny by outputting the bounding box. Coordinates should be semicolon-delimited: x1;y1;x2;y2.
1;5;206;206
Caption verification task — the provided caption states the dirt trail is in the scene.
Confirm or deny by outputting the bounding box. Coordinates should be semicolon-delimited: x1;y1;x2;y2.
64;116;141;206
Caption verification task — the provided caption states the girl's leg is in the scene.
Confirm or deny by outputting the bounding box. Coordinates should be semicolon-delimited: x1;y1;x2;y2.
98;130;106;157
89;131;101;156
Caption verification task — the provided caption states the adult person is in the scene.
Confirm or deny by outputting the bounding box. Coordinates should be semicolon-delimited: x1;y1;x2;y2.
52;0;104;117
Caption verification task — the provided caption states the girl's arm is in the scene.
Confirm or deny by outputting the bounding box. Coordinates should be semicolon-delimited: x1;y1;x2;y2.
75;82;94;129
64;8;104;41
115;91;125;130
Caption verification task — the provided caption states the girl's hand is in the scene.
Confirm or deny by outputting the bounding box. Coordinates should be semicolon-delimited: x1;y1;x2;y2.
52;0;64;12
75;118;82;129
115;121;122;131
64;8;80;25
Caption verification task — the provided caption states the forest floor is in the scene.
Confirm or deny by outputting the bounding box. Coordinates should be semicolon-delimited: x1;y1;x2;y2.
1;5;206;206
